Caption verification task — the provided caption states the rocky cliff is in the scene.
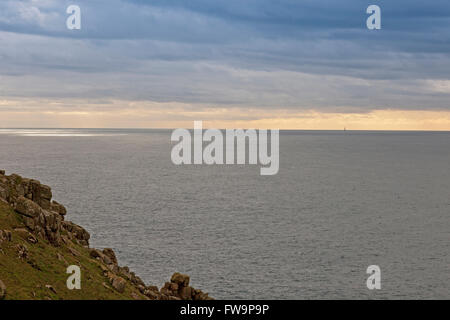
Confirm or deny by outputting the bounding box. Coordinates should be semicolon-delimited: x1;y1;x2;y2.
0;170;212;300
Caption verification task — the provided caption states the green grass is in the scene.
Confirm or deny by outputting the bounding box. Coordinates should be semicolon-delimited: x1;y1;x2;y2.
0;201;147;300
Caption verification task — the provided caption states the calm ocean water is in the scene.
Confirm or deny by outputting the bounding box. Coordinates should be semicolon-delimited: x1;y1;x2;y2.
0;129;448;299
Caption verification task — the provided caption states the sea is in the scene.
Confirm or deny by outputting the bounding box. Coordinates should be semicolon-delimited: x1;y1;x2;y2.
0;128;448;299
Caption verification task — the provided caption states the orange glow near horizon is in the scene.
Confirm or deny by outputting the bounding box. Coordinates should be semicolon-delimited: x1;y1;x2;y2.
1;102;450;131
203;110;450;131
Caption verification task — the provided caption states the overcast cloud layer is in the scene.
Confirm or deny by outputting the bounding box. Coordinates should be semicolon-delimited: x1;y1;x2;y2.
1;0;450;118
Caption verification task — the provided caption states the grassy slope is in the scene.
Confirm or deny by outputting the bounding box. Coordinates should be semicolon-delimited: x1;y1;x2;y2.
0;201;147;300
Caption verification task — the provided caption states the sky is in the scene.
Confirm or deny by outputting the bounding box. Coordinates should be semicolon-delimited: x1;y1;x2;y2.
1;0;450;130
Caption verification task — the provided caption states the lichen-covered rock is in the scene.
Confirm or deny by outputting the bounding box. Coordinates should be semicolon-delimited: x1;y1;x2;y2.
51;201;66;216
40;185;52;201
0;173;73;246
89;248;103;259
62;221;90;246
111;276;126;293
0;172;88;247
144;288;159;299
102;248;118;265
15;196;42;218
171;272;190;287
161;273;213;300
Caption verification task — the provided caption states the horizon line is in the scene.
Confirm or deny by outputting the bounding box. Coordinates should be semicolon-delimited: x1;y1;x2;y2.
1;127;450;132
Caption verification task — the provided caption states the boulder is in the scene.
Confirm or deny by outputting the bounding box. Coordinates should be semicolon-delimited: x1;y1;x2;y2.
102;248;118;265
131;275;145;287
194;291;212;300
161;273;212;300
170;282;179;291
51;201;66;216
62;221;90;245
171;272;190;287
102;255;112;265
39;199;51;210
111;276;126;293
144;289;159;300
107;264;120;274
119;266;132;280
160;282;172;295
40;185;52;200
42;210;61;232
89;249;103;259
15;196;42;218
179;286;193;300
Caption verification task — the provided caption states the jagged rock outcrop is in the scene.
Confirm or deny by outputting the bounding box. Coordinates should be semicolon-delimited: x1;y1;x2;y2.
160;272;213;300
0;172;87;247
0;170;212;300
